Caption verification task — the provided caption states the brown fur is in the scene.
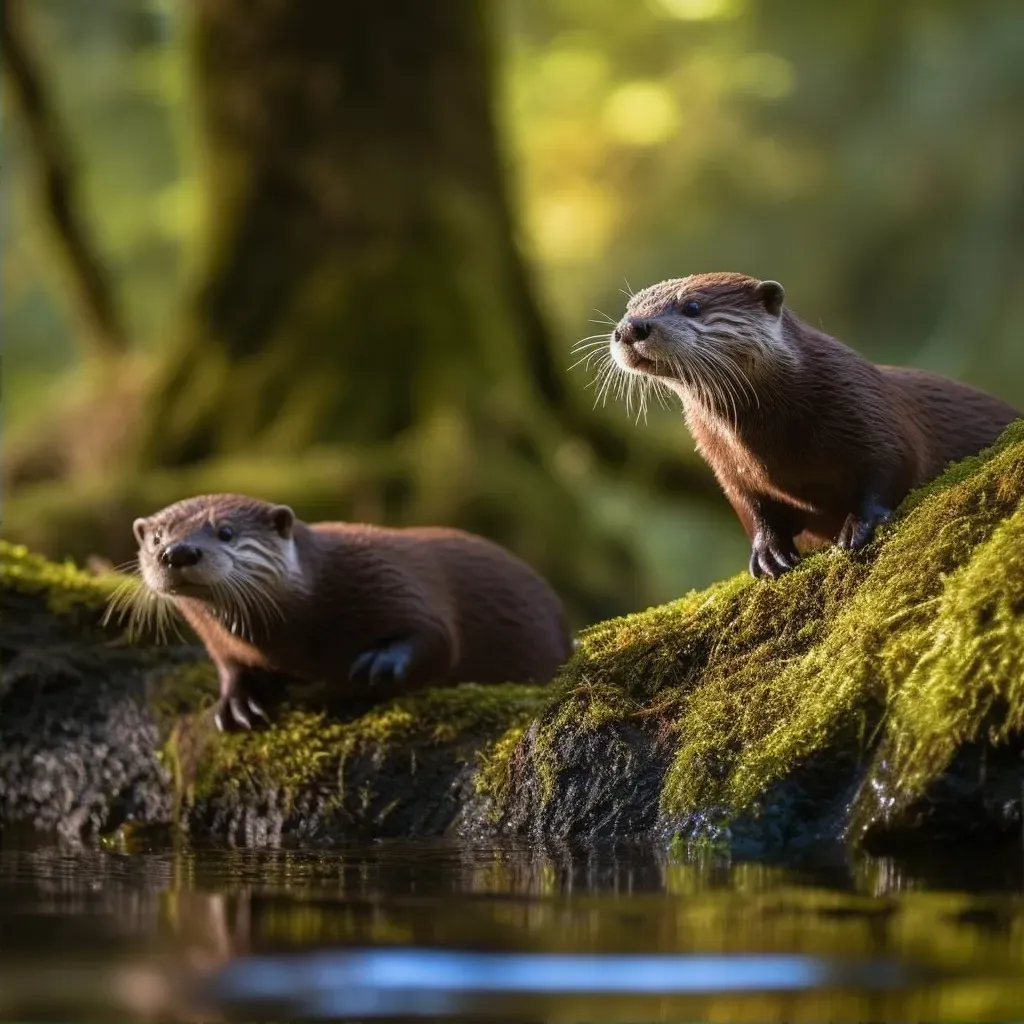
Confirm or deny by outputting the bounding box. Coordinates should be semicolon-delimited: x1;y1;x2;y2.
609;272;1020;578
132;495;571;729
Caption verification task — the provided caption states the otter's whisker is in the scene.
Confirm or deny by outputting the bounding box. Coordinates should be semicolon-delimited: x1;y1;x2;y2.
727;356;761;411
689;351;726;422
650;374;672;411
636;376;652;425
582;356;608;389
586;354;613;397
212;580;244;639
596;361;620;408
102;574;140;630
616;367;632;412
697;346;741;426
571;334;614;352
231;570;283;636
688;339;742;426
102;571;179;645
220;578;255;640
715;347;760;415
709;352;741;427
568;345;613;373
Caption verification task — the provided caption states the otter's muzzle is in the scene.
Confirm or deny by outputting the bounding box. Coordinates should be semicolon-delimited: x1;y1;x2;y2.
161;542;203;569
614;318;653;346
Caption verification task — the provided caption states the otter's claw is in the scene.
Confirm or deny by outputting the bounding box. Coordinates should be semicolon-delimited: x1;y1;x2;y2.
837;501;893;552
749;530;800;580
349;641;414;687
214;693;270;733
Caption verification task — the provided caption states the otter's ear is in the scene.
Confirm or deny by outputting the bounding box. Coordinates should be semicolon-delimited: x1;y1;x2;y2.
756;280;785;316
132;518;149;546
270;505;295;539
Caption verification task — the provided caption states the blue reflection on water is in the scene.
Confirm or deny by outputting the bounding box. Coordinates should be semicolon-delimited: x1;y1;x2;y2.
206;947;909;1016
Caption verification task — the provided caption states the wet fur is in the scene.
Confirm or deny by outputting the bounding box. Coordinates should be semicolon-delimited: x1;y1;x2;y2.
607;272;1020;576
125;495;571;728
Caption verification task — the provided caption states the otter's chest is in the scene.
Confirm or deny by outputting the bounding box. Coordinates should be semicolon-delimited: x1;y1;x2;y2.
690;413;850;510
186;604;368;681
690;415;774;488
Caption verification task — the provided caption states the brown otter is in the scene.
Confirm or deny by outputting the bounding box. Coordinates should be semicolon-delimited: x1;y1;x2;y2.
603;271;1020;578
117;494;571;730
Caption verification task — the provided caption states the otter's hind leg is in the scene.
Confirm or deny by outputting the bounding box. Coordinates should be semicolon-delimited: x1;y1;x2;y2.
348;640;416;687
348;628;455;694
837;493;895;553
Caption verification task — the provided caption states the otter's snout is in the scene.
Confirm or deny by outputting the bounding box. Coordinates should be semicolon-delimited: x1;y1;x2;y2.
611;315;663;374
161;542;203;569
614;317;652;346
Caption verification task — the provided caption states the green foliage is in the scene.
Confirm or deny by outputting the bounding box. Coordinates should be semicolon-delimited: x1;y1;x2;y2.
0;539;119;615
488;420;1024;824
2;0;189;370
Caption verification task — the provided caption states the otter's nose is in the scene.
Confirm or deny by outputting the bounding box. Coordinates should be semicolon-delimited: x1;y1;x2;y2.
614;318;652;345
161;543;202;569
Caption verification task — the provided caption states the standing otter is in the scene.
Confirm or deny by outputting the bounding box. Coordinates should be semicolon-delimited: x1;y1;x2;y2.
117;494;571;730
604;272;1019;579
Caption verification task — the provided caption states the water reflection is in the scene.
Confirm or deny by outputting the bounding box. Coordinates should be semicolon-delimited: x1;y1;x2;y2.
0;838;1022;1021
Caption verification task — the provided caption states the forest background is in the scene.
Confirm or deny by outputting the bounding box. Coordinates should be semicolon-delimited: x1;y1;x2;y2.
4;0;1023;627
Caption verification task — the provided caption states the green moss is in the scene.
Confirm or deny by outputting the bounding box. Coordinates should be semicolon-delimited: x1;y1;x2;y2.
193;683;548;801
505;419;1024;825
0;539;120;615
148;662;219;722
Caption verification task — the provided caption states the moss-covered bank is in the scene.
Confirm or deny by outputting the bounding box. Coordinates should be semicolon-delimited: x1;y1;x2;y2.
0;540;547;844
2;420;1023;851
482;419;1024;851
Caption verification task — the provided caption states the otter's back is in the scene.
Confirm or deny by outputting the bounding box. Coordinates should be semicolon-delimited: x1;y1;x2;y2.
881;366;1020;479
311;522;571;686
407;527;571;685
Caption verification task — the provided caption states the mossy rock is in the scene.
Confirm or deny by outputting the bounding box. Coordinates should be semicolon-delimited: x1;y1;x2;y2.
3;421;1023;852
0;540;548;845
481;419;1024;853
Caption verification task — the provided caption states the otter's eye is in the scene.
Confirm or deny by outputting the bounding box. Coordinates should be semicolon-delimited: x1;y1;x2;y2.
216;525;234;542
682;300;702;317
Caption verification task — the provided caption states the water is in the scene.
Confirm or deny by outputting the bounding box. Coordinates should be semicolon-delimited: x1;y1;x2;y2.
1;837;1023;1021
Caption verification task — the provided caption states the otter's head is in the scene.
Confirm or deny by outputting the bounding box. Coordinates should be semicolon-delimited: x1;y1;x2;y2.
107;494;300;641
606;272;793;418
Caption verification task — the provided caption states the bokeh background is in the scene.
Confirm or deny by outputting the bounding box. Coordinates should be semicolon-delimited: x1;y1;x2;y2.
4;0;1024;627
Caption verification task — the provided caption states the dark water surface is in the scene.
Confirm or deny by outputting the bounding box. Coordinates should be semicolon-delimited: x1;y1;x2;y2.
1;837;1023;1021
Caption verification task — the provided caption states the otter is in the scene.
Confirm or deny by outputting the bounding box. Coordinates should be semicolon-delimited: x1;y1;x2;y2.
118;494;572;730
604;272;1020;579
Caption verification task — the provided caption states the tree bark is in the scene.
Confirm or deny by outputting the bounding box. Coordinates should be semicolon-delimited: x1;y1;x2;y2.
137;0;543;459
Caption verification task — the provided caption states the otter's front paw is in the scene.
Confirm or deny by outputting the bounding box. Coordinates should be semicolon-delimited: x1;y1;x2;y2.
837;501;893;553
349;640;414;687
749;529;800;580
214;681;270;733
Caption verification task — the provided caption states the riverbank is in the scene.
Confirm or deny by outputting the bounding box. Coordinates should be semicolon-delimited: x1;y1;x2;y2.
3;420;1022;854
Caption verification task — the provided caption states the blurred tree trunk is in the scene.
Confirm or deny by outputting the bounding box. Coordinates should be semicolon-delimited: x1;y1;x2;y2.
139;0;559;464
